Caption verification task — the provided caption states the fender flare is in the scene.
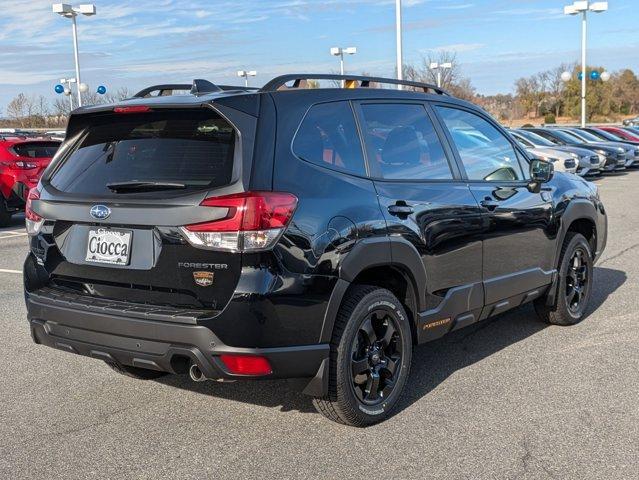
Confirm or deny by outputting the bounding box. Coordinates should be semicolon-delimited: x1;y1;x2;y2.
546;199;598;306
555;199;598;264
318;237;427;343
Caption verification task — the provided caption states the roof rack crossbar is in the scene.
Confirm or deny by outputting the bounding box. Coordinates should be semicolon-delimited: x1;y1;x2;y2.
260;74;450;95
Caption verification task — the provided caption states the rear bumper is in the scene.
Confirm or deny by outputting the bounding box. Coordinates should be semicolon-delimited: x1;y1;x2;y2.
26;288;329;386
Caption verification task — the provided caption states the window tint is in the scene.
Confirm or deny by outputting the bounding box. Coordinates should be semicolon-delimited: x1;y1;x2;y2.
13;142;60;158
511;132;533;149
516;129;555;147
359;103;452;180
436;107;524;181
49;110;235;196
292;102;366;176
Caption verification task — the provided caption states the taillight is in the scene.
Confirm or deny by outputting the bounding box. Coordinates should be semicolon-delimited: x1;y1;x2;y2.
220;354;272;376
25;188;44;236
180;191;297;252
0;160;38;169
15;161;38;170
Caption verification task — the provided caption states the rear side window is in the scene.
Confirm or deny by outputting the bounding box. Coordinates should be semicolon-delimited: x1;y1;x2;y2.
12;142;60;158
49;110;235;195
292;102;366;176
359;103;452;180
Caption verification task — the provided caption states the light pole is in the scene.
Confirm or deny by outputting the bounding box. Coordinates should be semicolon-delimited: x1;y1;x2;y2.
330;47;357;76
237;70;257;87
395;0;403;88
429;62;452;88
563;1;608;127
52;3;96;108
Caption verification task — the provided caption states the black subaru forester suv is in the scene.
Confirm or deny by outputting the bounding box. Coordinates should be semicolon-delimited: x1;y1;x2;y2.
24;75;607;426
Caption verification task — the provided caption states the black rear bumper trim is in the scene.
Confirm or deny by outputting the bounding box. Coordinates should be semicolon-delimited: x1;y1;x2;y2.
26;290;329;384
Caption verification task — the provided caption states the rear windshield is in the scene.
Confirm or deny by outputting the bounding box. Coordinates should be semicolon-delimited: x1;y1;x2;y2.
49;109;235;195
13;141;60;158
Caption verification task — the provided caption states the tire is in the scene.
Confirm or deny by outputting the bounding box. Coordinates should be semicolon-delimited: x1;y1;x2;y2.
534;232;593;326
105;361;168;380
0;198;12;227
312;285;413;427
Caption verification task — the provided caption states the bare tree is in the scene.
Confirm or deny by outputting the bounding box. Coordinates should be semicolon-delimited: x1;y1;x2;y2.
423;51;459;88
6;93;28;127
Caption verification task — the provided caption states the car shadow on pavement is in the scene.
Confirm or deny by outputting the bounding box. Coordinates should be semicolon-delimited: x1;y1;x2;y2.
157;266;626;418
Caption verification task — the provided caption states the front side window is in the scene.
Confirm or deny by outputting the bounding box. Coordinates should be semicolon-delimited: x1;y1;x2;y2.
436;106;524;182
359;103;452;180
292;101;366;176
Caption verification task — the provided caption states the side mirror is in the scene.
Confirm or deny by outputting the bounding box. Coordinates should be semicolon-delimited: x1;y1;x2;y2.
529;159;553;193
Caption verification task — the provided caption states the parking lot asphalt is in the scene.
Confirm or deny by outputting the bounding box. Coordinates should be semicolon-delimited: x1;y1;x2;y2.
1;175;638;480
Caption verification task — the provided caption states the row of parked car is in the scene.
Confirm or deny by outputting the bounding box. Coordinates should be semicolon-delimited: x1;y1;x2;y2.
509;125;639;176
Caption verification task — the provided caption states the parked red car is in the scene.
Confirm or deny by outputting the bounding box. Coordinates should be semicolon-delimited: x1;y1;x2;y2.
597;125;639;142
0;136;61;226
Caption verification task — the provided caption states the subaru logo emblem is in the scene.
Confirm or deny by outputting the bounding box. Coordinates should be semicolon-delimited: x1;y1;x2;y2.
90;205;111;220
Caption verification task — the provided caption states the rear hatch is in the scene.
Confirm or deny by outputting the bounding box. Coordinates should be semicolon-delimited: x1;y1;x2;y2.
30;105;257;312
9;140;60;191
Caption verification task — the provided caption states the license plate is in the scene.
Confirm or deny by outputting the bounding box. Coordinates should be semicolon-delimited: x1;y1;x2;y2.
85;228;132;265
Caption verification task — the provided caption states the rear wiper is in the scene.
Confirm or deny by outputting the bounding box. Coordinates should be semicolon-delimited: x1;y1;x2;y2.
106;181;187;193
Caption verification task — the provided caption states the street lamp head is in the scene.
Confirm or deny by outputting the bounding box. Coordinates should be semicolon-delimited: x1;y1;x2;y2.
330;47;341;56
247;70;257;77
237;70;247;77
52;3;74;16
429;62;439;69
78;4;96;16
561;71;572;82
440;62;453;69
589;2;608;12
343;47;357;55
563;5;578;15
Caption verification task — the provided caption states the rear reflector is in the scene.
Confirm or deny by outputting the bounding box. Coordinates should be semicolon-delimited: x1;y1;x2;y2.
25;188;44;236
220;354;272;376
180;191;297;252
113;106;151;114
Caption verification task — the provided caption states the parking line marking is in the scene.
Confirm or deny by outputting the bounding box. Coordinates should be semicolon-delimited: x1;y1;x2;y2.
0;268;22;274
0;232;27;239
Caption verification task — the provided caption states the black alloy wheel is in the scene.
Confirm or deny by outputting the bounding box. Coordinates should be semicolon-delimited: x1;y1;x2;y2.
312;285;412;427
350;309;403;406
565;247;589;315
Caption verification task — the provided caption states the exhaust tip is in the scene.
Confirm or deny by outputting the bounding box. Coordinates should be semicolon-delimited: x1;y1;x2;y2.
189;364;206;382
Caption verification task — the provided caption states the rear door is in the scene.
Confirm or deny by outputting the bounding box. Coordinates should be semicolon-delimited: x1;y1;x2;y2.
433;104;555;309
34;106;256;310
355;101;485;322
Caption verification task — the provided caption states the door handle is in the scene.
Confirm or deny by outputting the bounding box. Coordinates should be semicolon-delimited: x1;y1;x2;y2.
388;203;414;216
480;197;499;211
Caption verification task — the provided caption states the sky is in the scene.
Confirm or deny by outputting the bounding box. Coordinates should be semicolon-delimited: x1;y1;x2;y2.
0;0;637;112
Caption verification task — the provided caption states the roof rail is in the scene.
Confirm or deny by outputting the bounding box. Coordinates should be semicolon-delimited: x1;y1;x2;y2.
133;79;223;98
260;74;450;95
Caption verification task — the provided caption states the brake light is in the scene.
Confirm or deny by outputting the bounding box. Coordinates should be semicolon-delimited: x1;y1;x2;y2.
25;188;44;236
14;161;38;170
113;105;151;114
180;191;297;251
220;354;272;376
